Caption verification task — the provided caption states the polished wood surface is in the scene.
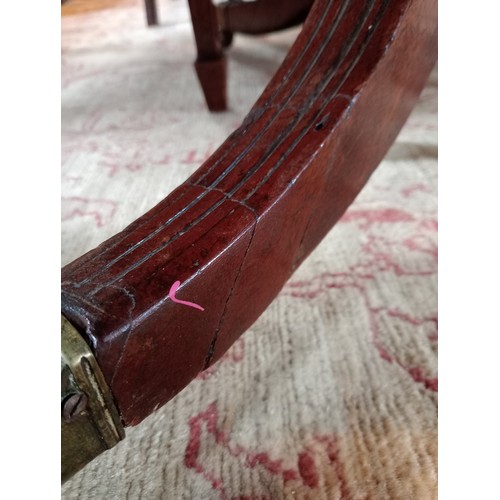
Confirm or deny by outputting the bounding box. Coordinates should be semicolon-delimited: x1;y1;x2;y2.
62;0;438;426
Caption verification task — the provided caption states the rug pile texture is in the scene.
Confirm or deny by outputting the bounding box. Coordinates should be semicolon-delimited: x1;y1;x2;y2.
62;1;438;498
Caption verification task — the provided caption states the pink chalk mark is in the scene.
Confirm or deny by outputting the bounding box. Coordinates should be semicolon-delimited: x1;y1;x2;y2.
169;280;204;311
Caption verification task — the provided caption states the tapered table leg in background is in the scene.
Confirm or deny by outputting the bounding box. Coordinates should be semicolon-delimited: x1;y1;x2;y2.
144;0;158;26
188;0;227;111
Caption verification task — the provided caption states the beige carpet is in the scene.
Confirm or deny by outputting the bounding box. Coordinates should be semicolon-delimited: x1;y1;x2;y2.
62;1;438;498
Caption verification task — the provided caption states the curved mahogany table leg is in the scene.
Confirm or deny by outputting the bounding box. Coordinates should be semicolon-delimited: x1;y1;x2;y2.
62;0;437;475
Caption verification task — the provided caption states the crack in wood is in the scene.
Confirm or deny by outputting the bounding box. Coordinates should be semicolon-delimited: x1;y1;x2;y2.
203;210;258;369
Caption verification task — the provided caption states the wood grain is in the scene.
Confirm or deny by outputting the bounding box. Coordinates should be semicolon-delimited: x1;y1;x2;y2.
62;0;438;426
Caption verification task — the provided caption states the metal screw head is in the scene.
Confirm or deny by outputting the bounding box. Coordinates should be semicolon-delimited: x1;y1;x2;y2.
62;392;88;422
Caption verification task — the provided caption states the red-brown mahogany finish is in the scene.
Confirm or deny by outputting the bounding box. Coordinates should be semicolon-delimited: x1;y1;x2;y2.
62;0;437;426
187;0;314;111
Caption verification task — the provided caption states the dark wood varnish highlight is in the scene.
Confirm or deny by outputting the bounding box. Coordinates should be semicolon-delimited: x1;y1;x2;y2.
62;0;438;426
